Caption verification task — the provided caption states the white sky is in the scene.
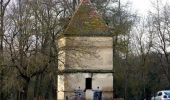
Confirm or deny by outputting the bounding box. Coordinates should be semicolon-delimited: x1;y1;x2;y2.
126;0;170;16
130;0;151;15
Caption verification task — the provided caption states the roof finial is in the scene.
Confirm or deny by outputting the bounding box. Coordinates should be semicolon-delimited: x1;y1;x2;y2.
81;0;91;4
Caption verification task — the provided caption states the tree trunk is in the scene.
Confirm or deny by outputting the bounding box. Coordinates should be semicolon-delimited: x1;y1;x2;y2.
23;82;29;100
0;1;4;100
20;77;30;100
34;75;39;99
73;0;77;11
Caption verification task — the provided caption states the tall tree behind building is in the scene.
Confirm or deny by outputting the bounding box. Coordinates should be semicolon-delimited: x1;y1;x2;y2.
0;0;11;100
149;0;170;85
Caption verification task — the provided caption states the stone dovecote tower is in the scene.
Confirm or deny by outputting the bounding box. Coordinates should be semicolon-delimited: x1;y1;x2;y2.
57;0;113;99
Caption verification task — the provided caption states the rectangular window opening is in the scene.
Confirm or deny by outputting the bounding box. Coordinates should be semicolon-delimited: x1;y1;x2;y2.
86;78;92;89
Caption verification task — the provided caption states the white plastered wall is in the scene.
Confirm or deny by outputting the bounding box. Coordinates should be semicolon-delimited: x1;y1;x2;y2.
57;36;113;99
65;37;113;70
60;73;113;99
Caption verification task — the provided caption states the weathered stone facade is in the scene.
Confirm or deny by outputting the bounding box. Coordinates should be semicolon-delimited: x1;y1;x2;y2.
57;0;113;99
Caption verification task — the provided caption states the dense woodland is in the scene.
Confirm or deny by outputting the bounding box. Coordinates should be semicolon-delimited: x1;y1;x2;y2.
0;0;170;100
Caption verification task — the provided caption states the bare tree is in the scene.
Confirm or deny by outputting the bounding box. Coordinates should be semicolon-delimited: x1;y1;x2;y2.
149;0;170;84
131;17;154;99
0;0;11;99
2;0;62;99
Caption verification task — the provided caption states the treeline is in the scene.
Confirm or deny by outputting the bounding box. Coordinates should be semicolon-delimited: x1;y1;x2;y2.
0;0;170;100
113;1;170;99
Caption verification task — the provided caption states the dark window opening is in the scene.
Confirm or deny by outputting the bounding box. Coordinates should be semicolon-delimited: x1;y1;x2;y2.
86;78;92;89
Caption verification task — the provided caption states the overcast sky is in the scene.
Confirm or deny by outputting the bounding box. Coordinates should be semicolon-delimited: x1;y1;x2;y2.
126;0;170;16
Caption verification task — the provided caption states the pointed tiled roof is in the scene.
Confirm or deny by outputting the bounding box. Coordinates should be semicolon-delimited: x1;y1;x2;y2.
63;0;110;36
